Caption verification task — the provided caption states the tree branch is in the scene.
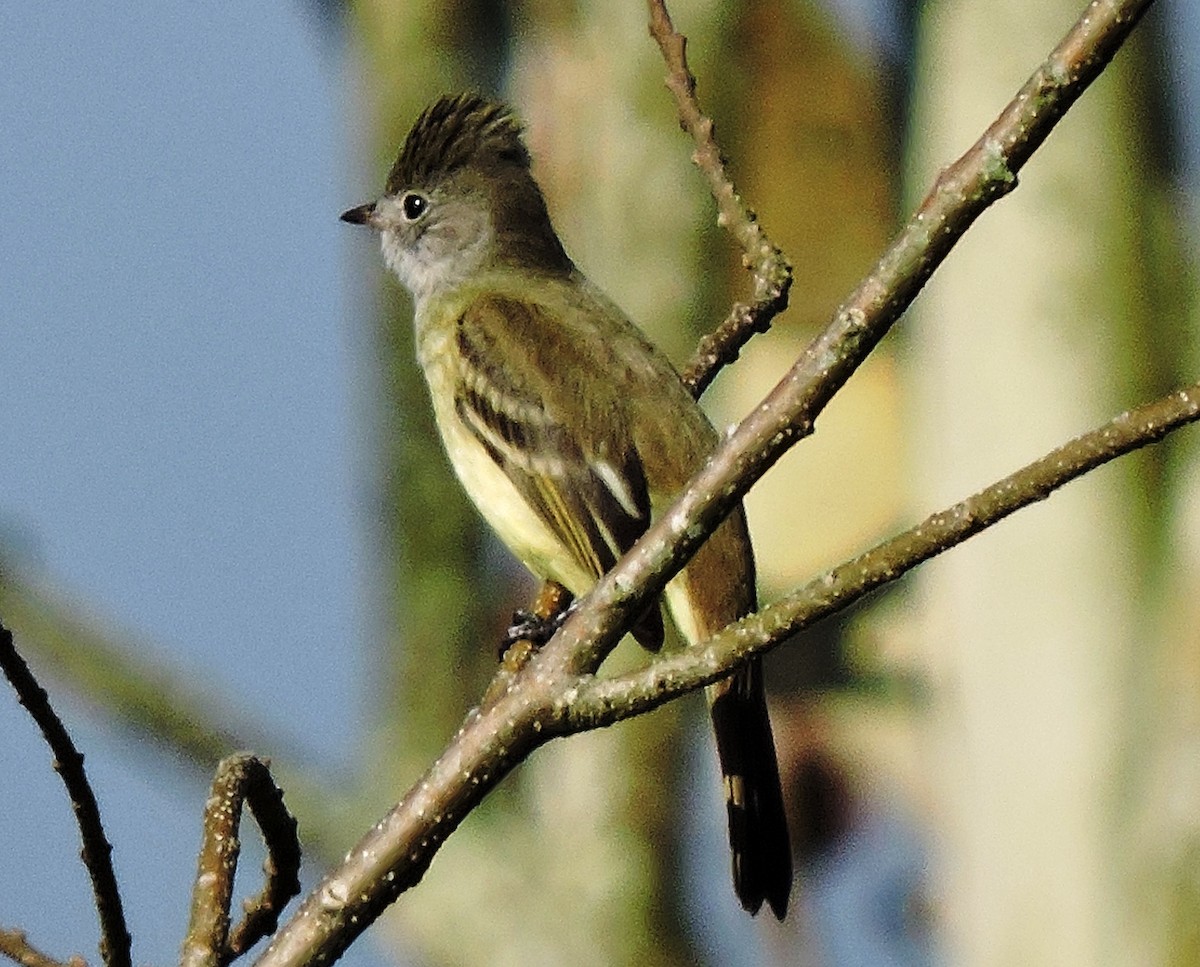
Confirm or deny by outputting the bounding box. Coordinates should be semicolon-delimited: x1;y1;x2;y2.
0;930;85;967
647;0;792;396
0;622;131;967
181;755;302;967
566;383;1200;721
0;570;259;772
0;568;359;867
226;761;303;960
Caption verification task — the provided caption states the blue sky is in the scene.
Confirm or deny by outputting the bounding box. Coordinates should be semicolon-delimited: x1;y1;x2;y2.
0;5;381;964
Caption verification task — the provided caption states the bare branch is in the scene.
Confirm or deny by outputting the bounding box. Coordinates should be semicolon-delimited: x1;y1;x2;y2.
647;0;792;396
228;760;302;958
0;622;131;967
0;930;85;967
255;674;551;967
181;755;301;967
566;383;1200;721
0;569;357;865
0;571;248;769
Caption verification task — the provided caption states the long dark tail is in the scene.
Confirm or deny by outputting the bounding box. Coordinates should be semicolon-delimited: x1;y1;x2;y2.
707;659;792;919
673;509;791;917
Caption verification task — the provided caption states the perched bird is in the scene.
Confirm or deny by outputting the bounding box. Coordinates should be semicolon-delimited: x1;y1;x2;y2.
341;92;791;918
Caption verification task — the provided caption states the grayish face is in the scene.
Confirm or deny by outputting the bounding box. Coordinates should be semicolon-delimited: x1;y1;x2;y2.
341;93;569;301
342;183;495;304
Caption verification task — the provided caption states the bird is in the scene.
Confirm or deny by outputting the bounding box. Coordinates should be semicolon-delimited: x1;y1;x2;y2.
341;92;792;918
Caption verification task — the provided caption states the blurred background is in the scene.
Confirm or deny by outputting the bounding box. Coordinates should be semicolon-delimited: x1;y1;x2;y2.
2;1;1199;965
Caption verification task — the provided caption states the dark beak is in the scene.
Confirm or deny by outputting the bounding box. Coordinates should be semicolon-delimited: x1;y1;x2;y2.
339;202;376;226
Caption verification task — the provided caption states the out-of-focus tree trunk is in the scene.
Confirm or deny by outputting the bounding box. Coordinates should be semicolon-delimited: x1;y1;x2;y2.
907;3;1193;964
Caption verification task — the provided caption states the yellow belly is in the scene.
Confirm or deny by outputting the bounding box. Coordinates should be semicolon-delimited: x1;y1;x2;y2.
418;323;595;596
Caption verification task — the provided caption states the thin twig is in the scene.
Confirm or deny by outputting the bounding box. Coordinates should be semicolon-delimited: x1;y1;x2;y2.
0;622;131;967
565;383;1200;720
228;760;302;958
251;2;1156;965
0;929;85;967
0;571;247;770
181;755;301;967
0;569;360;867
647;0;792;396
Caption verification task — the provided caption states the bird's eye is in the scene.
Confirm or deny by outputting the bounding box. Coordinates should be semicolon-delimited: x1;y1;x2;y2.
401;192;428;220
